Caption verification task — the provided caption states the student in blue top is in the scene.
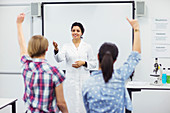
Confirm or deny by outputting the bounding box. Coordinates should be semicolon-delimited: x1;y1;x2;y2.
82;18;141;113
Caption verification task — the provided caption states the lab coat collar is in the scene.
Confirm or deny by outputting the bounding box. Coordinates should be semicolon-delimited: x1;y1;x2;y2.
71;39;83;50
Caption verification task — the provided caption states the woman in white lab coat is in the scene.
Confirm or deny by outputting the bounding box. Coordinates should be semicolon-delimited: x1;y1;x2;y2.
53;22;97;113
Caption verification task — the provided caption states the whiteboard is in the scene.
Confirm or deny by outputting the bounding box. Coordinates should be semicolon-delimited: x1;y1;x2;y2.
0;5;31;73
42;2;134;70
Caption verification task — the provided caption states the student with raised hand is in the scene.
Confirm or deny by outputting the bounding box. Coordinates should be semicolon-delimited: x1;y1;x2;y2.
82;18;141;113
16;13;68;113
53;22;97;113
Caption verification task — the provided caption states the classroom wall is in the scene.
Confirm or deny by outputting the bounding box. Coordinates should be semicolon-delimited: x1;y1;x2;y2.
0;0;170;113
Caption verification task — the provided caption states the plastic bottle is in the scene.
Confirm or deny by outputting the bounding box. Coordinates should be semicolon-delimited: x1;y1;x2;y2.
162;68;166;84
166;68;170;84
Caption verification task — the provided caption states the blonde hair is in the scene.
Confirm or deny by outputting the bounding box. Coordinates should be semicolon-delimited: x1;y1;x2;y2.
28;35;49;58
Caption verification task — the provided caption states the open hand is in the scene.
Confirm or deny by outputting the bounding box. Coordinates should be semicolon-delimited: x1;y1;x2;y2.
126;17;139;30
53;41;58;51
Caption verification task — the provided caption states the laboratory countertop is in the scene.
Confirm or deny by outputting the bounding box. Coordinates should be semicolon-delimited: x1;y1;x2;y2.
126;81;170;89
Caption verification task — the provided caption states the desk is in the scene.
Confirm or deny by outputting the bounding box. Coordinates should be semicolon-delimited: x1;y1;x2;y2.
0;98;17;113
125;81;170;113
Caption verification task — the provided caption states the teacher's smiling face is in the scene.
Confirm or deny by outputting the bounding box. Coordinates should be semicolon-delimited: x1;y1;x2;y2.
71;26;82;39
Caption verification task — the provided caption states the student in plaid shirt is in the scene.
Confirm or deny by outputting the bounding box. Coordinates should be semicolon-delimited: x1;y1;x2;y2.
16;13;68;113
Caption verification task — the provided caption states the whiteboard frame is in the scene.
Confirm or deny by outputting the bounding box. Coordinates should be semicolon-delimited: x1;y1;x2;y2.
42;1;135;36
41;1;135;75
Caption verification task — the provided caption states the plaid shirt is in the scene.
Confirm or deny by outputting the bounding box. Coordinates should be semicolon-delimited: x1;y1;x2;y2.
21;55;65;113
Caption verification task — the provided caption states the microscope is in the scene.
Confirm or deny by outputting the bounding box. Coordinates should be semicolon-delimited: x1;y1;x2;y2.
150;58;163;85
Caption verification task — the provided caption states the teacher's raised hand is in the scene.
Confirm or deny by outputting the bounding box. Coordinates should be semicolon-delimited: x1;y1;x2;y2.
53;41;59;51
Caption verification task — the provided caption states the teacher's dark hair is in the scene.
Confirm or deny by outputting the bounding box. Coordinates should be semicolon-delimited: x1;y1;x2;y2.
98;42;119;83
71;22;85;38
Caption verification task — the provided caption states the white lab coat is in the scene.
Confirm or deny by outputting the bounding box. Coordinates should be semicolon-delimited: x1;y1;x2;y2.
54;40;97;113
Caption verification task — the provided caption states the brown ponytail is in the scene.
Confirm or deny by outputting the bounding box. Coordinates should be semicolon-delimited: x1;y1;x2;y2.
101;51;113;83
99;42;118;83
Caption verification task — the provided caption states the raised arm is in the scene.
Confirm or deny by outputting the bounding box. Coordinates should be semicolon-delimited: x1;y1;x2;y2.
16;13;27;58
127;18;141;53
